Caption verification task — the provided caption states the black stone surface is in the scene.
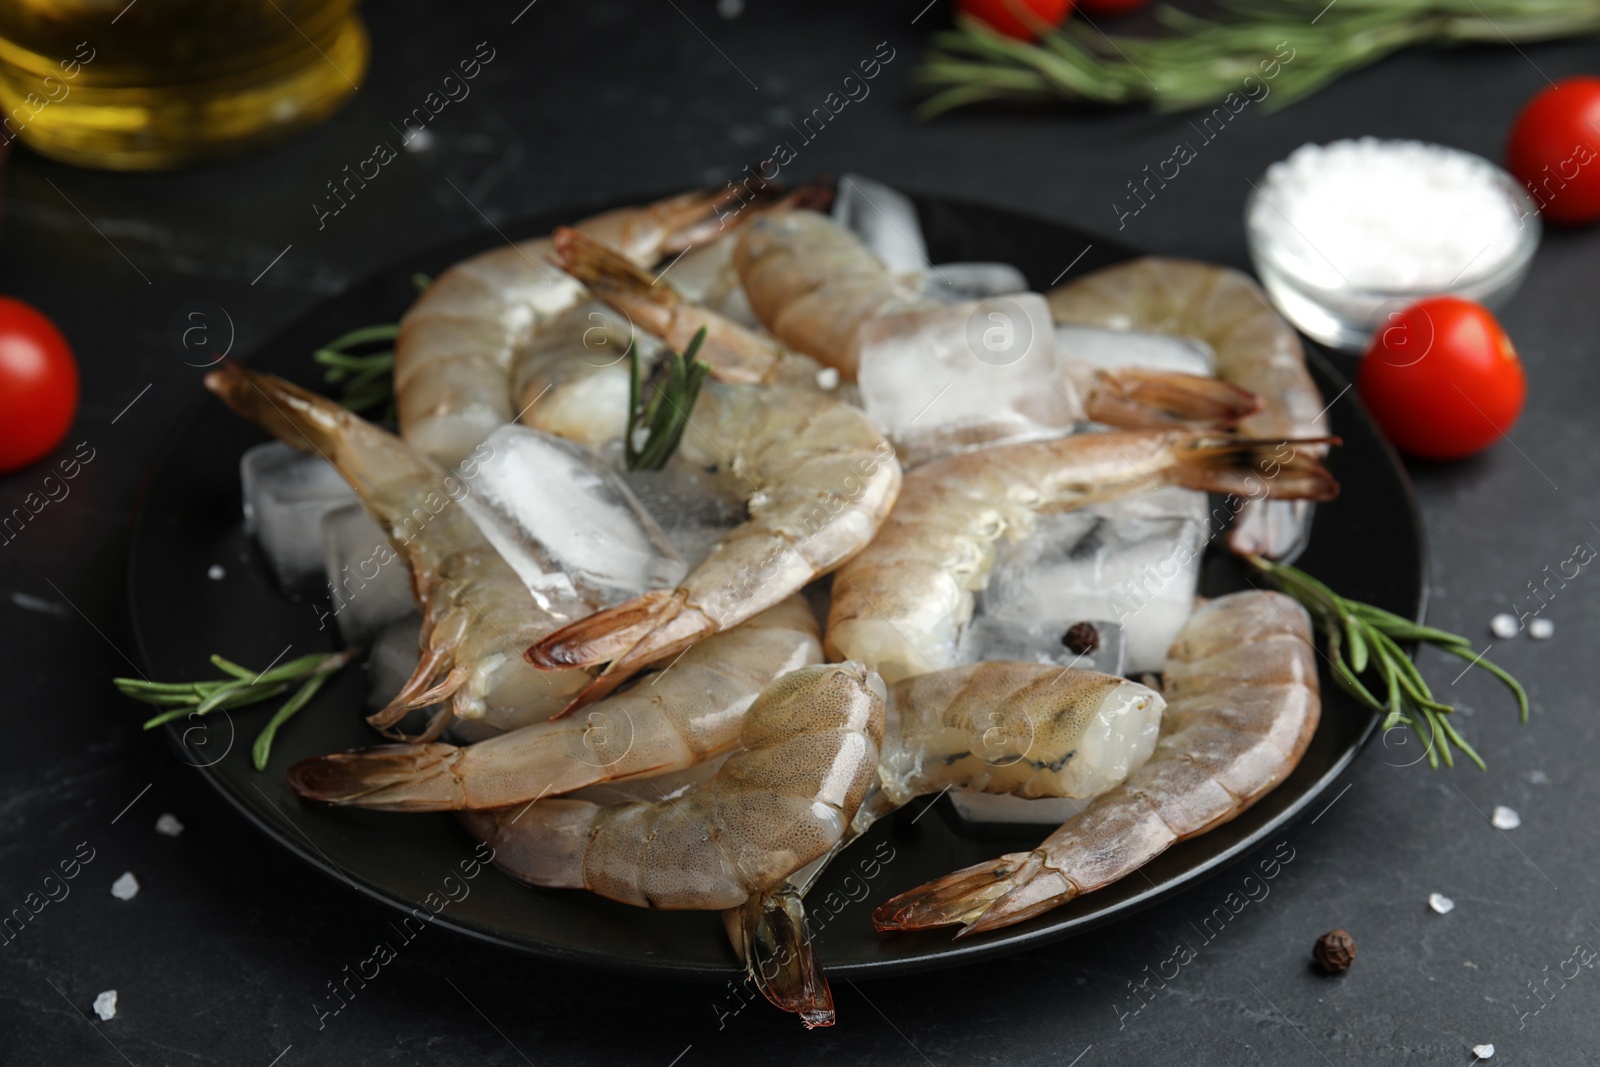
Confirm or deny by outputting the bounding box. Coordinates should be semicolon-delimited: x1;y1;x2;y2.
3;2;1596;1064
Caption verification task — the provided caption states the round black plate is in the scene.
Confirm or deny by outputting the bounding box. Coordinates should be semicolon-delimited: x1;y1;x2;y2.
127;192;1424;980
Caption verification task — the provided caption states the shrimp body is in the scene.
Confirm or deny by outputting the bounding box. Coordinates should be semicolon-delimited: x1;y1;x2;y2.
872;590;1320;936
205;363;590;740
462;662;887;910
1047;258;1329;557
397;190;740;467
283;597;821;810
826;431;1337;685
527;380;902;710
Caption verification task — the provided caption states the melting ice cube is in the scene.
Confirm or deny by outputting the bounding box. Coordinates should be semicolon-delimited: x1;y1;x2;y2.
833;173;929;275
319;503;417;647
620;457;746;570
240;441;357;590
980;487;1209;674
921;263;1030;304
457;425;687;604
1054;325;1215;377
957;617;1126;676
857;292;1069;463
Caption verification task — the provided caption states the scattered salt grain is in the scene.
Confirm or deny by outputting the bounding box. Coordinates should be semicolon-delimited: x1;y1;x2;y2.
92;990;117;1021
403;128;434;154
815;367;840;391
1526;769;1550;785
717;0;744;17
1428;892;1455;914
1491;805;1521;830
206;564;225;580
110;872;139;901
1528;617;1554;640
1489;613;1518;639
1473;1043;1495;1060
155;813;184;837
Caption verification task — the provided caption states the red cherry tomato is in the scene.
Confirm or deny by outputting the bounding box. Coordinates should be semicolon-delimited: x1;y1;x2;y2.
1077;0;1151;14
1357;297;1525;461
957;0;1073;40
1506;75;1600;225
0;297;79;473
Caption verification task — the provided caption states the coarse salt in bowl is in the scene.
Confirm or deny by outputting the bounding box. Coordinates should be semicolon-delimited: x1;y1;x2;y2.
1245;138;1539;351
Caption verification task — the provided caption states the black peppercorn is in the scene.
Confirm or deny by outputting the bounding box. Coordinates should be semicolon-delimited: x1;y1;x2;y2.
1061;622;1100;655
1313;929;1357;973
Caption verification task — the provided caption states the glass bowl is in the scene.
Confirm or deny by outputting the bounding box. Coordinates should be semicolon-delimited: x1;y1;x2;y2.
1245;153;1540;352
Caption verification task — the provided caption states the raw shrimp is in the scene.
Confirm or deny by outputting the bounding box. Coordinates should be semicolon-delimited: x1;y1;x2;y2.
730;660;1164;1023
283;596;821;810
526;380;902;711
458;661;887;909
826;430;1338;685
1047;257;1331;558
507;298;649;453
872;589;1320;936
205;362;589;740
731;209;1263;430
396;188;746;467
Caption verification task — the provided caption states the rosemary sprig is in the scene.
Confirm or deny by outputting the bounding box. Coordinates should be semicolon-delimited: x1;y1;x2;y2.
624;326;712;471
1251;557;1528;770
310;273;431;421
917;2;1600;116
114;650;356;771
314;324;399;421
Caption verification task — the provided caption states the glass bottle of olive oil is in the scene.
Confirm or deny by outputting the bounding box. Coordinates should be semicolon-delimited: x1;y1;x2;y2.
0;0;367;170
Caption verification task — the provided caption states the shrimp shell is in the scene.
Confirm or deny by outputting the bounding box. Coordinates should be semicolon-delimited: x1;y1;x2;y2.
283;596;821;811
526;381;902;711
872;590;1320;936
396;189;744;467
460;662;887;910
1047;258;1330;558
826;430;1337;685
204;362;589;740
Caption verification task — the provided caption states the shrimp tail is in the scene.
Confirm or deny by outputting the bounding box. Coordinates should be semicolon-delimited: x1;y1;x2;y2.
1083;368;1263;430
553;226;676;324
287;743;466;810
872;851;1056;934
203;359;346;458
366;643;466;741
1172;436;1342;502
525;588;717;716
727;889;836;1028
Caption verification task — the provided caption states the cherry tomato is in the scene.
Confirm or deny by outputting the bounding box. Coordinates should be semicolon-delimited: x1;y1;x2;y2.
957;0;1073;40
1357;297;1525;461
1076;0;1151;14
0;297;78;473
1506;75;1600;225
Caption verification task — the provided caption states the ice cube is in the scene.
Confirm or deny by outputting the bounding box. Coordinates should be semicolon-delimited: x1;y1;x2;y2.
948;790;1092;827
857;292;1069;463
620;457;746;570
365;614;422;712
319;503;417;647
457;425;687;604
957;617;1126;676
980;487;1209;673
833;173;929;275
1055;325;1215;376
240;441;357;590
921;263;1029;304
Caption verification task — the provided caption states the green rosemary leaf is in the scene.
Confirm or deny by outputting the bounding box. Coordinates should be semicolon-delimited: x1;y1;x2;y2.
252;668;340;771
625;328;711;472
1252;557;1527;770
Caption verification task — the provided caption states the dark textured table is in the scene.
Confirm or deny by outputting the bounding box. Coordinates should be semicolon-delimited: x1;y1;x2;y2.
4;3;1598;1064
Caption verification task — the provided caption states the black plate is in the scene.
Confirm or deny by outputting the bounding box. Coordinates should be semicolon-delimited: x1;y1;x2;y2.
127;192;1424;980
